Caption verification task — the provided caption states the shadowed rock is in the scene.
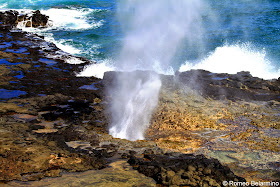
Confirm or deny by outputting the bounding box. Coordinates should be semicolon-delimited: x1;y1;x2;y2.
0;10;49;29
128;153;246;186
0;10;19;30
175;70;280;101
17;10;49;28
0;10;278;184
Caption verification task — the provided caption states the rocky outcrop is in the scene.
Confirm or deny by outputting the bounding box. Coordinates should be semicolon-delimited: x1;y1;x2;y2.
104;70;280;102
128;153;246;186
175;70;280;101
17;10;49;28
103;70;280;182
0;19;104;182
0;10;49;30
0;10;19;30
1;16;279;184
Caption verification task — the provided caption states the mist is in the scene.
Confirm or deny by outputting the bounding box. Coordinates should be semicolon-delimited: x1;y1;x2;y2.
108;0;205;141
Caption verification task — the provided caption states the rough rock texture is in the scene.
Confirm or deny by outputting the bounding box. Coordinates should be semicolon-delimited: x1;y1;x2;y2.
1;13;279;185
0;10;19;29
104;71;280;182
175;70;280;101
0;10;49;29
0;20;162;184
0;20;108;182
128;153;246;186
149;74;280;182
7;161;156;187
17;10;49;28
104;70;280;102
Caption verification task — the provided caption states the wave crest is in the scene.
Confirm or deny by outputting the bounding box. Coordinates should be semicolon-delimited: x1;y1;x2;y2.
179;43;280;79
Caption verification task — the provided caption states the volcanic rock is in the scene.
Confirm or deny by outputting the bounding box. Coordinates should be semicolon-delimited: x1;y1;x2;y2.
0;10;18;29
0;10;49;29
17;10;49;28
128;153;246;186
175;69;280;101
1;9;279;184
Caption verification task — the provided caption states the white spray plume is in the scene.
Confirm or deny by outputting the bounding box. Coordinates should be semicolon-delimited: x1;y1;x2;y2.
117;0;205;71
109;0;205;140
109;72;161;141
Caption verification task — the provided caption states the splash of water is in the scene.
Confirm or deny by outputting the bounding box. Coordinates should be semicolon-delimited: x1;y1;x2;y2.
117;0;205;71
109;71;161;141
77;59;115;78
179;43;280;79
16;8;103;56
109;0;205;140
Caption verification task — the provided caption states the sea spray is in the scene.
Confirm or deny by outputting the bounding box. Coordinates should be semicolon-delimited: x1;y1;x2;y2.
16;8;103;56
117;0;205;71
179;43;280;80
109;71;161;140
109;0;205;140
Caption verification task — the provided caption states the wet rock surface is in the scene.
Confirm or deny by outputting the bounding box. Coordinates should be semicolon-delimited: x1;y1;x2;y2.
17;10;49;28
1;12;279;185
175;70;280;101
0;10;49;30
0;10;19;29
104;69;280;102
104;71;280;182
0;19;109;182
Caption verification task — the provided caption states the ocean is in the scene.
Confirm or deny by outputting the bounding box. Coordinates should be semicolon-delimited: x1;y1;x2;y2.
1;0;280;79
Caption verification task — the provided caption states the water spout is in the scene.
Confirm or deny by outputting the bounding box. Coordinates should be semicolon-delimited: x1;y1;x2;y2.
109;0;205;140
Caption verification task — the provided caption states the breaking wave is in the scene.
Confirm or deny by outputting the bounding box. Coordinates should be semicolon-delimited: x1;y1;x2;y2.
180;43;280;80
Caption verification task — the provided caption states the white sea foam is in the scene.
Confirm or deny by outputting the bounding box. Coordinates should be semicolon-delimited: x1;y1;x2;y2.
15;7;103;55
17;30;82;55
65;57;85;64
47;36;81;54
0;3;7;9
16;7;103;31
179;43;280;79
40;8;103;30
77;59;115;79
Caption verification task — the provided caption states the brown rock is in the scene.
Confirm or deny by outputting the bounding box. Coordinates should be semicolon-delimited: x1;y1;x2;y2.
166;170;176;181
170;174;183;185
45;169;61;177
203;168;212;175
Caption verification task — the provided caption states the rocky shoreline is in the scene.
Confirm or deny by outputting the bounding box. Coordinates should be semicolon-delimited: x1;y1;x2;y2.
0;10;279;186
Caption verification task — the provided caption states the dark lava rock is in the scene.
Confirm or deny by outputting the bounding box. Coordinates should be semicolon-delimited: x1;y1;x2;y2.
29;10;49;27
0;27;99;101
0;10;49;29
0;11;269;184
0;10;19;29
175;70;280;101
128;153;246;186
18;10;49;28
104;70;280;101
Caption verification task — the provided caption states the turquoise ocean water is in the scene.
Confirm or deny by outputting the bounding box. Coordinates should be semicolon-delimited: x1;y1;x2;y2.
1;0;280;79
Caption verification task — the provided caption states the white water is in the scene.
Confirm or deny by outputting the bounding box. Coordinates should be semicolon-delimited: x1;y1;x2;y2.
16;8;102;55
179;43;280;79
77;59;115;79
108;0;206;141
40;8;103;30
109;72;161;140
116;0;205;71
0;3;7;9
